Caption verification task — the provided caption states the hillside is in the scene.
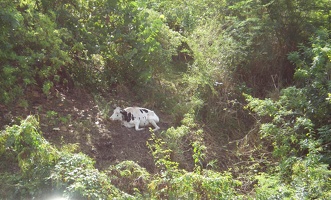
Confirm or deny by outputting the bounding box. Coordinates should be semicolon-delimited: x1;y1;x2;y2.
1;0;331;199
1;89;158;171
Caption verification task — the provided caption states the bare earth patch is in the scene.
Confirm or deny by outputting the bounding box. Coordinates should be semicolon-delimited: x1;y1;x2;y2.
0;89;170;172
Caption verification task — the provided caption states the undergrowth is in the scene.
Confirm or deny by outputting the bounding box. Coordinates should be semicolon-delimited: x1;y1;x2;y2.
0;115;241;199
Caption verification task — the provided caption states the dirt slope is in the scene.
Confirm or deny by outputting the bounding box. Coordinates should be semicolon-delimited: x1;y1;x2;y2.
0;89;171;172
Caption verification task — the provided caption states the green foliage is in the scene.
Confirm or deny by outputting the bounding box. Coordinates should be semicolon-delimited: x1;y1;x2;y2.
147;133;179;172
154;169;241;200
1;0;186;102
0;0;72;104
0;116;123;199
255;173;295;199
1;115;241;199
107;160;151;195
289;29;331;124
51;152;122;199
0;115;59;198
255;153;331;199
1;0;331;199
246;30;331;199
192;139;206;171
221;0;331;95
147;133;241;199
291;155;331;199
245;27;331;156
157;112;207;170
245;86;315;159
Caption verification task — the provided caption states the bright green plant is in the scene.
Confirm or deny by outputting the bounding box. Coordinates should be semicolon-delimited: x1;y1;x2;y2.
59;114;71;124
255;151;331;199
46;110;58;125
50;152;123;199
0;115;59;199
192;140;206;172
158;112;205;170
289;29;331;125
0;0;72;104
147;132;241;199
255;173;295;199
107;160;151;196
0;115;129;199
147;133;179;173
42;80;54;96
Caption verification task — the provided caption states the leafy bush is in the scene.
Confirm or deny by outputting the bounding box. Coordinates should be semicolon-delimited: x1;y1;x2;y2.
246;30;331;199
147;131;241;199
289;29;331;126
0;116;124;199
255;154;331;199
107;160;151;195
0;0;73;104
0;115;243;199
0;115;59;198
51;152;123;199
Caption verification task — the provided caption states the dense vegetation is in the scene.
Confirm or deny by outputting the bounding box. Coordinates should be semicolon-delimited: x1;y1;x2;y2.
1;0;331;199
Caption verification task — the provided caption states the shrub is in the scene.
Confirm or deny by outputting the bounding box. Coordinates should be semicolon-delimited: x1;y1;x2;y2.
0;115;59;198
246;30;331;199
147;132;241;199
50;152;123;199
0;1;72;104
107;160;151;196
0;116;125;199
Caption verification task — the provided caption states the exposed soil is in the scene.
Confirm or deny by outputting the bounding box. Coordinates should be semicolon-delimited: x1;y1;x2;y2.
0;88;171;172
1;87;249;180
